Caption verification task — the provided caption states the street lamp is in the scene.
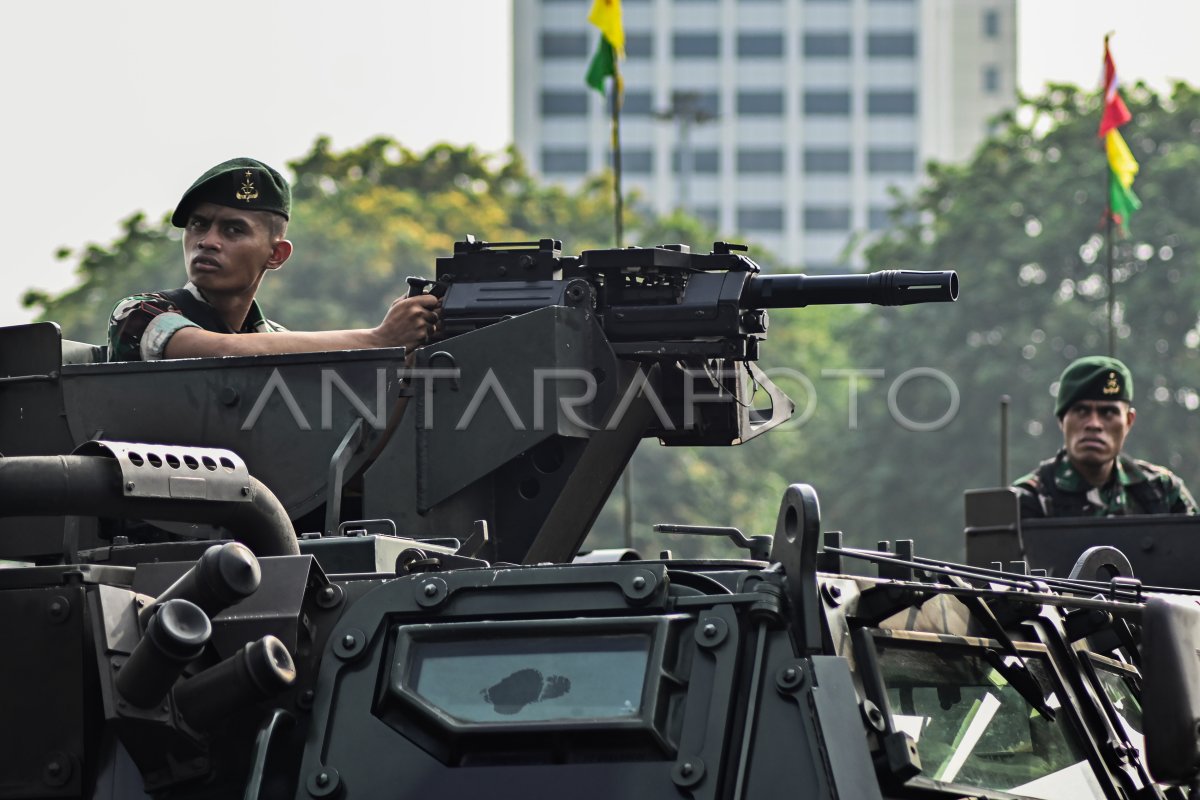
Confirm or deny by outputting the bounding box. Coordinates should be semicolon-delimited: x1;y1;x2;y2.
655;91;717;215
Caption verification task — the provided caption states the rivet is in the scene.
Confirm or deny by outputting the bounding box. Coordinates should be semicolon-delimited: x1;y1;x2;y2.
241;486;251;496
315;772;330;787
342;634;356;648
423;583;438;597
125;481;135;491
703;623;718;638
680;762;694;777
632;576;647;590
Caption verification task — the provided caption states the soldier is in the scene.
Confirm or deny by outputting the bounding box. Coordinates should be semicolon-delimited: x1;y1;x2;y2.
108;157;440;361
1013;356;1197;518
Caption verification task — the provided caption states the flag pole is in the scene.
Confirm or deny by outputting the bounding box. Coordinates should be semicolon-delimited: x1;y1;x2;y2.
609;61;634;550
611;60;624;249
1106;164;1116;357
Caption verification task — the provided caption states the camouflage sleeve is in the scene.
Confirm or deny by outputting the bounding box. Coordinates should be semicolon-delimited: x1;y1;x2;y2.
1012;472;1047;519
1168;476;1199;515
107;294;198;362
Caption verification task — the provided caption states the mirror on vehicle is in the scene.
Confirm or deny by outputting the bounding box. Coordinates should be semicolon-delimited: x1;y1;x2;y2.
1141;595;1200;784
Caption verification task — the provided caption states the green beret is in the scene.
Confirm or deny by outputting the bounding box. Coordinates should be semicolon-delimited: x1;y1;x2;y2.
1055;356;1133;417
171;157;290;228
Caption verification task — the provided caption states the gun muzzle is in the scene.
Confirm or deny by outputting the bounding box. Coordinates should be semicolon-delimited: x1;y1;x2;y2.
742;270;958;308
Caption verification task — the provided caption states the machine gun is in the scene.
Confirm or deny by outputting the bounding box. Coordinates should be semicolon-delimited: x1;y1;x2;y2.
407;236;955;448
412;237;957;359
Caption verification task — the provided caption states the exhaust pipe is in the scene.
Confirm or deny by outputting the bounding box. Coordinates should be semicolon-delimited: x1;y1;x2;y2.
0;455;298;557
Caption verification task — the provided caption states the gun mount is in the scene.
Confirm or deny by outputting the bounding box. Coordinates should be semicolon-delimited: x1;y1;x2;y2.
0;238;955;566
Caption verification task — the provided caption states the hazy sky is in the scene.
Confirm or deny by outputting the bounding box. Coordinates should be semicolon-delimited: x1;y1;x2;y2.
2;0;1198;329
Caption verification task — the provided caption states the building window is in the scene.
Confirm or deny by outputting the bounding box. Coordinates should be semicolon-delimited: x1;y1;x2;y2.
805;148;852;173
737;33;784;58
983;65;1000;94
867;33;916;58
623;91;655;116
738;207;785;231
867;148;916;173
618;149;654;174
541;90;589;116
737;90;784;115
737;148;785;173
869;207;915;229
804;90;852;115
540;32;589;58
542;148;588;173
805;206;852;231
867;90;916;115
803;33;852;58
983;9;1000;38
672;149;721;173
673;33;720;58
626;33;653;58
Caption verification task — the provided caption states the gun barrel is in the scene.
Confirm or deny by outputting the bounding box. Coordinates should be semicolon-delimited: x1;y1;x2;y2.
742;269;958;309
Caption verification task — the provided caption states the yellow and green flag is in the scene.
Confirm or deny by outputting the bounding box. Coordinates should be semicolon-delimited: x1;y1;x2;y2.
1099;36;1140;232
586;0;624;97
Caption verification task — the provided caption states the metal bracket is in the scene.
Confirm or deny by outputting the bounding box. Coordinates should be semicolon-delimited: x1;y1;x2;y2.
73;440;251;502
768;483;822;655
739;361;796;442
324;418;366;537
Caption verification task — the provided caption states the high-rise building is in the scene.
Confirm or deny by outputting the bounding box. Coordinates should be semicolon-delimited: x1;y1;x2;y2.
513;0;1016;269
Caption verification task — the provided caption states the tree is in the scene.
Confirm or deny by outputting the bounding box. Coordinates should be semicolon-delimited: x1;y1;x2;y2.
807;83;1200;558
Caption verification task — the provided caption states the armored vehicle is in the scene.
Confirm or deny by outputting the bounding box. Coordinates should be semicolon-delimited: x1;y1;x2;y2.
1;239;1196;799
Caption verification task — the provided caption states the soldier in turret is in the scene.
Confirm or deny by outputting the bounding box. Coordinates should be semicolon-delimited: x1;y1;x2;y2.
1013;356;1197;518
107;157;440;362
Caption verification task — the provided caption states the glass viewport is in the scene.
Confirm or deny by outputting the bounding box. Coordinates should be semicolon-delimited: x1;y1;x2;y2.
876;642;1107;800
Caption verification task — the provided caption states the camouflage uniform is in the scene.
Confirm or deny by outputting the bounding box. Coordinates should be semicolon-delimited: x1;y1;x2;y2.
1013;448;1198;518
107;282;285;362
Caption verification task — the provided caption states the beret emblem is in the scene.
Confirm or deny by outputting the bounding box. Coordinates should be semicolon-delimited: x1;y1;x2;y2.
235;170;259;203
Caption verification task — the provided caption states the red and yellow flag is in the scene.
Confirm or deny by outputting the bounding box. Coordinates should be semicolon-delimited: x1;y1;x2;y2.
1099;36;1140;232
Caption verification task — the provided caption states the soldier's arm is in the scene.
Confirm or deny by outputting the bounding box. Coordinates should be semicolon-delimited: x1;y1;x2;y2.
1169;479;1199;515
1012;471;1048;518
163;295;440;359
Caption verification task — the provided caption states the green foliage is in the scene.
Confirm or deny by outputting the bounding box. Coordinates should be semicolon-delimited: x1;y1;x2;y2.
806;82;1200;557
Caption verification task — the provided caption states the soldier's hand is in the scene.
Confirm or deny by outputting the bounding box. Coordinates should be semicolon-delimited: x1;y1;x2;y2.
375;294;441;351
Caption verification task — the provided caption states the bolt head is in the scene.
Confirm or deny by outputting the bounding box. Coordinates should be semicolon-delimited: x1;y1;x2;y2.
680;762;693;777
341;634;356;648
703;623;718;638
315;772;330;787
632;576;647;590
423;582;438;597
